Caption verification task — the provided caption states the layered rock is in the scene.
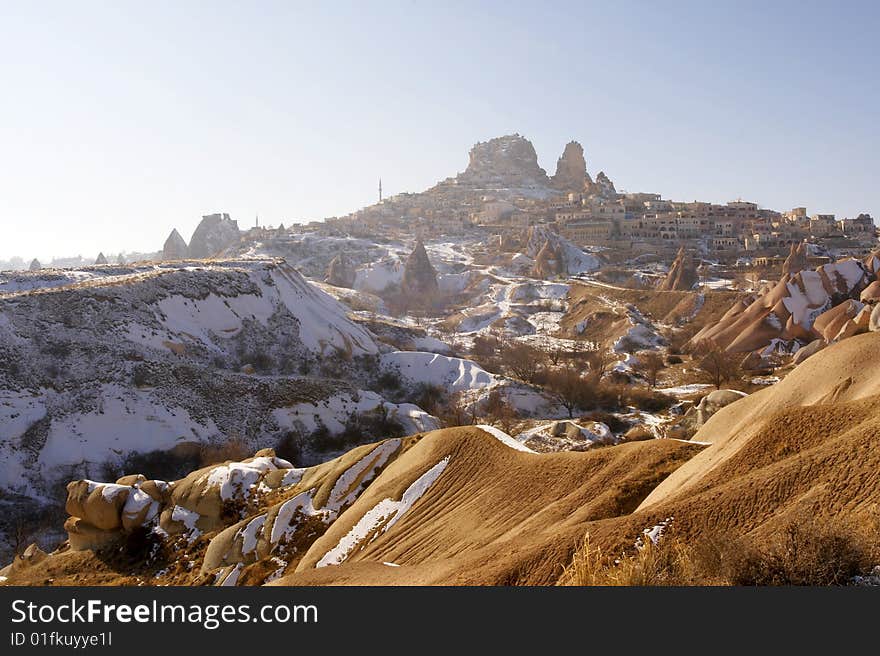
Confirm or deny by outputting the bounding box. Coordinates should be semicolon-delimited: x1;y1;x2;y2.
781;242;807;276
456;134;550;189
657;247;699;291
551;141;590;191
690;258;872;353
401;240;439;296
325;253;357;288
861;280;880;303
162;228;189;260
188;214;240;259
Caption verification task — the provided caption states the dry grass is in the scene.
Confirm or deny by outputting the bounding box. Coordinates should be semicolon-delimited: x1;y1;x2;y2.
561;517;878;586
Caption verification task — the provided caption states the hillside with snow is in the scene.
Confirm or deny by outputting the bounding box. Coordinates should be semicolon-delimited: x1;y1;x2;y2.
0;260;444;558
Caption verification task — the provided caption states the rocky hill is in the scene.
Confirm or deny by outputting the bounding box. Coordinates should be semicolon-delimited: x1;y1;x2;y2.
187;214;241;258
0;426;702;586
0;259;440;560
690;252;879;356
455;134;551;190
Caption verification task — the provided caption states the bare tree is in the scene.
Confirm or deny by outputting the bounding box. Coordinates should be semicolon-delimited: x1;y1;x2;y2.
545;366;593;419
632;351;666;388
483;389;518;434
584;347;615;380
697;345;741;389
501;342;543;383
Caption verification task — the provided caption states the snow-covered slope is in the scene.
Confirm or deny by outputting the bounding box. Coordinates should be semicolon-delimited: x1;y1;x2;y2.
0;260;405;556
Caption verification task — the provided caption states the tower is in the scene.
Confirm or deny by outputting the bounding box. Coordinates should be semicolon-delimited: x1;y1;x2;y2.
378;178;383;203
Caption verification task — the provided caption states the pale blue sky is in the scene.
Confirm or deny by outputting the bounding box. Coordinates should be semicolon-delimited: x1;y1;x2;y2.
0;1;877;260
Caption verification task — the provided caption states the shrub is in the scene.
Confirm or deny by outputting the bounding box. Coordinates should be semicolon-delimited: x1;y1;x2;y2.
579;411;629;434
624;387;675;412
198;437;250;467
407;382;448;416
103;447;201;483
376;370;403;392
131;366;151;388
729;521;876;586
274;430;303;465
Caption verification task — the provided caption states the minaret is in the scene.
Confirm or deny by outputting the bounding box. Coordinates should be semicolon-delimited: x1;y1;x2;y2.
378;178;383;203
255;214;259;228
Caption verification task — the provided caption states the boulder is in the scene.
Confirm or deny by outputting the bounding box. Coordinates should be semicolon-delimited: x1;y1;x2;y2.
792;339;826;365
624;425;655;442
116;474;147;487
814;299;864;342
549;420;570;437
695;389;748;426
65;481;130;531
860;280;880;303
834;306;871;341
8;543;48;574
872;304;880;332
65;517;122;552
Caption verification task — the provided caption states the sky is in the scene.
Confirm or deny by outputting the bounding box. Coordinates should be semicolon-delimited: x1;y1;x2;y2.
0;0;878;260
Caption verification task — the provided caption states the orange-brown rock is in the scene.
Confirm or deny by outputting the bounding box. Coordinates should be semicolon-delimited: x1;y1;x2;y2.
657;247;699;291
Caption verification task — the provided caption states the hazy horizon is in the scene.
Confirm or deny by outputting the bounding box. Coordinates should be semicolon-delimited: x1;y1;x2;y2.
1;1;878;261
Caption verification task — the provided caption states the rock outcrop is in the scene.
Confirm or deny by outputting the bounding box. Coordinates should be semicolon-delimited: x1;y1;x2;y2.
94;252;108;265
792;338;826;365
456;134;550;189
551;141;590;191
28;259;41;271
524;225;600;275
860;280;880;303
585;171;617;198
162;229;189;260
401;240;439;296
532;240;564;278
871;304;880;332
690;258;873;354
188;214;240;259
325;253;357;288
657;247;699;291
781;242;807;276
665;389;748;440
